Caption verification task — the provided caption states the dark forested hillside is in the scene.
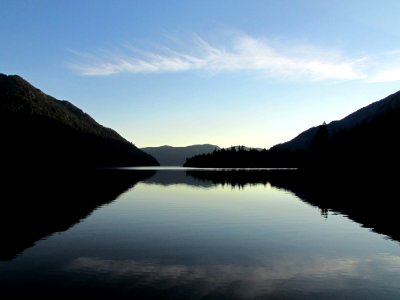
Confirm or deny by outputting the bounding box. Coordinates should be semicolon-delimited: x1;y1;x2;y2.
185;91;400;169
184;146;303;168
0;74;158;167
311;107;400;169
275;90;400;151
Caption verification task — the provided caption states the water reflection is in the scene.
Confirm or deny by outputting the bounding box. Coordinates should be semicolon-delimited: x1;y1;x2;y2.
0;169;155;260
2;168;399;261
64;254;400;299
185;169;400;243
1;169;400;299
143;169;214;187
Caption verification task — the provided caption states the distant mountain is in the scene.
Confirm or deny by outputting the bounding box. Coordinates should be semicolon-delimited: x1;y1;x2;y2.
141;144;219;166
275;90;400;151
0;74;159;167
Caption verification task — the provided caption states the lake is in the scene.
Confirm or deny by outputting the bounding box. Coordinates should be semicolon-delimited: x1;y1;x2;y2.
1;168;399;299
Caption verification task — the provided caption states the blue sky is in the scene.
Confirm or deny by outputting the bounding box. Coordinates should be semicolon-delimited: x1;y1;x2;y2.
2;0;400;148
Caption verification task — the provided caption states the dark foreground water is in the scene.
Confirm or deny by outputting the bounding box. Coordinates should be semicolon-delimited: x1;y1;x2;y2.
0;169;399;299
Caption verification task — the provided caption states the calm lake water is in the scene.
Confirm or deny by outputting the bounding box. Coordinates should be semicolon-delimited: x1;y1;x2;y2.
1;169;400;299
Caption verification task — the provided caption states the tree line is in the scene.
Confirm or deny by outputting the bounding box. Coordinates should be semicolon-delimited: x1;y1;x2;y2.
185;107;400;170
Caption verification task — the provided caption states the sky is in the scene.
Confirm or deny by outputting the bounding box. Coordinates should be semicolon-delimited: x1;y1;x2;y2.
2;0;400;148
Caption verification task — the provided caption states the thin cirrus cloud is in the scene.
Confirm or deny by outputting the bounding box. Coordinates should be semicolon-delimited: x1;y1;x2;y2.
366;51;400;82
69;33;399;82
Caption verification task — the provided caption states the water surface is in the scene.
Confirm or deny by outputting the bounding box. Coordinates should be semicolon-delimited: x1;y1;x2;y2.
1;169;399;299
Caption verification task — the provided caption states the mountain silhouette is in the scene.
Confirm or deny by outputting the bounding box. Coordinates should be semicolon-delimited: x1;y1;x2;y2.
275;90;400;151
0;74;158;167
141;144;219;166
185;90;400;169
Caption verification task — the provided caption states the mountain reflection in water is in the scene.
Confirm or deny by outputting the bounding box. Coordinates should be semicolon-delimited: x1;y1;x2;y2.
1;168;400;299
0;169;155;260
186;169;400;242
1;168;399;262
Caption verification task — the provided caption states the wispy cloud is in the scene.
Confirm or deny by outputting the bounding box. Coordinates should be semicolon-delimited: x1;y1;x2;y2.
69;33;400;82
365;50;400;82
